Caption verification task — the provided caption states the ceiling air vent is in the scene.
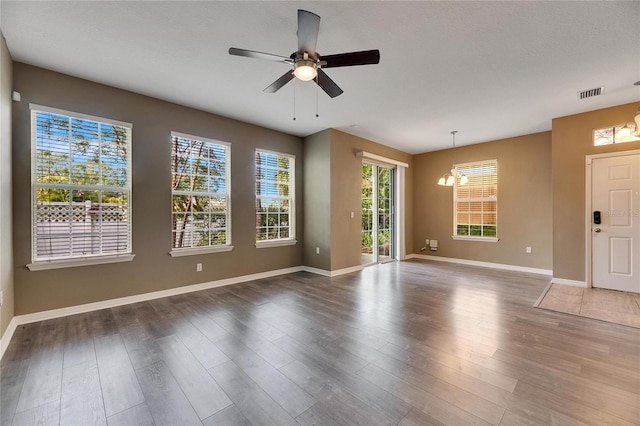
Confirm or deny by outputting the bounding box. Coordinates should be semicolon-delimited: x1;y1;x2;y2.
578;86;604;100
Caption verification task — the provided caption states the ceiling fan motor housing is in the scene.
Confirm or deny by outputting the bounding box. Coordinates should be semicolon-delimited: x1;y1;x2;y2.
229;9;380;97
293;52;319;81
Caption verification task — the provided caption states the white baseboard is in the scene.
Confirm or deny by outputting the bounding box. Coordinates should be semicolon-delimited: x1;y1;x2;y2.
13;266;306;327
0;263;375;360
0;317;18;360
406;253;552;276
301;265;363;277
0;266;307;360
7;256;554;361
551;277;588;288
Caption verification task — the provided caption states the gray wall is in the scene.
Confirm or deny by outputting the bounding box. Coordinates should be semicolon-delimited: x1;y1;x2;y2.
12;63;303;315
302;128;414;273
413;132;553;271
1;32;14;338
302;130;332;270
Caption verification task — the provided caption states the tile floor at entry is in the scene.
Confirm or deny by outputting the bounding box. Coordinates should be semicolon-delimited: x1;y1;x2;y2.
537;283;640;328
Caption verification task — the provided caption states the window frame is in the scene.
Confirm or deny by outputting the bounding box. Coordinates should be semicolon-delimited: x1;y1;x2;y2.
452;159;499;243
593;123;640;146
169;131;233;257
27;104;134;271
255;149;296;248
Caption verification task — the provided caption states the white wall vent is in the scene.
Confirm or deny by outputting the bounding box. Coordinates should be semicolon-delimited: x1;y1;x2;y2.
578;86;604;100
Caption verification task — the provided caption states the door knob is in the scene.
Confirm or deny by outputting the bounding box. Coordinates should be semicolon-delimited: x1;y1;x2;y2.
594;228;601;233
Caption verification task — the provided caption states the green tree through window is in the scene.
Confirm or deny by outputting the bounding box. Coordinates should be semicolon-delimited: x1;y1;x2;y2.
171;133;230;250
255;150;295;242
32;107;131;261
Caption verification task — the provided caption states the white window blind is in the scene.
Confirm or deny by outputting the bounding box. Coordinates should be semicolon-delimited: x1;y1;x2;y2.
255;150;295;243
171;132;231;250
31;106;132;262
454;160;497;239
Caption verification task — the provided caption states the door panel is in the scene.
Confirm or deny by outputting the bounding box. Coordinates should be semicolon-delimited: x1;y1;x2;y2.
361;163;374;264
610;237;631;275
592;154;640;293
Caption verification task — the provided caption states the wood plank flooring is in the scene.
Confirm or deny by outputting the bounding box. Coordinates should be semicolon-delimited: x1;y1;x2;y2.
2;259;640;425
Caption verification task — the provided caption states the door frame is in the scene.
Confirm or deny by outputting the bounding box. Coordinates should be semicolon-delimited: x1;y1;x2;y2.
361;161;395;265
585;148;640;289
357;151;408;264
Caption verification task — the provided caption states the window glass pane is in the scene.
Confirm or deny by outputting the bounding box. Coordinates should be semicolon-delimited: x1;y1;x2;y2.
454;160;497;239
256;150;295;242
171;135;230;249
593;124;640;146
35;112;72;185
593;127;614;146
32;108;131;262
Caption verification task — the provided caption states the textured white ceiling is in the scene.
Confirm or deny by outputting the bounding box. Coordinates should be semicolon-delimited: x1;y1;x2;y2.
2;1;639;154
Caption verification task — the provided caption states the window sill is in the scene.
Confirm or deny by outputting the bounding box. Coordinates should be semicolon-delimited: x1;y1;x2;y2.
27;253;135;271
451;236;499;243
169;245;234;257
255;239;298;249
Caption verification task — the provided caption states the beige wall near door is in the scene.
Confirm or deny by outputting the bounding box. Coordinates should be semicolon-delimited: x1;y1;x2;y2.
552;102;640;283
412;132;553;271
330;130;413;271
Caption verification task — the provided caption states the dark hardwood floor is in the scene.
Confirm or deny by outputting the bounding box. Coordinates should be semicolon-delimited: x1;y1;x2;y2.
2;259;640;425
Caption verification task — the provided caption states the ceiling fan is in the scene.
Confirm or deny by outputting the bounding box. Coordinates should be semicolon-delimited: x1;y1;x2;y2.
229;9;380;98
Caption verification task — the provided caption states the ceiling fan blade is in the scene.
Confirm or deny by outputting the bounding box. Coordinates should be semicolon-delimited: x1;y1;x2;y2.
229;47;290;63
297;9;320;53
321;49;380;68
264;71;295;93
315;69;343;98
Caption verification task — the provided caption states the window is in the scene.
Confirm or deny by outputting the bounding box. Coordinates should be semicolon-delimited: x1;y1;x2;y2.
255;150;295;246
171;132;231;254
593;123;640;146
453;160;498;241
30;105;132;267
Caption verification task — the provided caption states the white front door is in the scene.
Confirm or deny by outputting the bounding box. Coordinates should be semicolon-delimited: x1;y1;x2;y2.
591;153;640;293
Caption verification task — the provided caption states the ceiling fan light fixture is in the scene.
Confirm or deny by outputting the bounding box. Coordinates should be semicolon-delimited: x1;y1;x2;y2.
293;59;318;81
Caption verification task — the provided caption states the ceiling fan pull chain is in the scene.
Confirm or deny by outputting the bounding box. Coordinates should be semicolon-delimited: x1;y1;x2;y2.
293;81;296;121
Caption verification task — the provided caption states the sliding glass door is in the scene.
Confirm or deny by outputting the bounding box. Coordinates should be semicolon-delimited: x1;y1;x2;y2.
361;162;395;265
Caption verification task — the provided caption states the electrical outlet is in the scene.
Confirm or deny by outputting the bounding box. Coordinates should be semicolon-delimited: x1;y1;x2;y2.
0;291;3;306
196;263;203;272
526;246;532;254
425;239;430;246
316;247;320;255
